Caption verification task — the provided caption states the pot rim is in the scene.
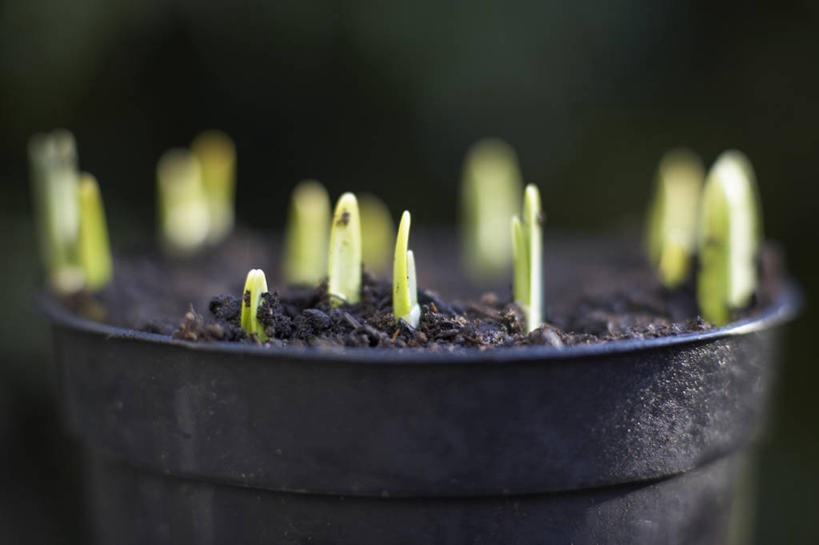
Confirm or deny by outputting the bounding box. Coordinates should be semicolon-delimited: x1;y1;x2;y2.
41;281;802;365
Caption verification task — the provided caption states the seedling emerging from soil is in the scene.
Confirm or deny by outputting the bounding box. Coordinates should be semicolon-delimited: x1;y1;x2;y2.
77;173;113;290
393;211;421;328
512;184;544;333
328;193;362;306
460;138;523;283
359;192;395;275
645;149;705;288
697;151;762;325
157;149;210;257
27;130;84;294
191;130;236;245
283;180;331;285
240;268;269;341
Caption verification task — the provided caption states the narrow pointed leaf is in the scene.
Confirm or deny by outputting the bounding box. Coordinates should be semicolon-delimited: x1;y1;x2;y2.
404;250;421;328
697;151;761;325
645;148;704;288
524;184;543;331
392;211;420;327
240;269;269;341
77;173;113;290
359;192;394;275
284;180;331;285
28;130;84;293
460;138;523;282
393;211;411;320
407;250;418;310
512;184;544;333
327;192;362;305
191;130;236;244
157;149;210;257
511;216;528;304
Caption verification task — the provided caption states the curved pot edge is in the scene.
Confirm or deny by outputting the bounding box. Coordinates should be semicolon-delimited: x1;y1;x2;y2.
41;280;803;365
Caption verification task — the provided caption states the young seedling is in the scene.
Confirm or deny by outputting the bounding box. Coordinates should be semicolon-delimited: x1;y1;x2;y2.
191;130;236;245
512;184;543;333
359;192;395;275
393;211;421;328
460;138;523;283
77;173;113;290
283;180;331;285
240;269;269;341
327;192;362;306
645;149;705;288
28;130;84;294
697;150;762;325
156;149;210;257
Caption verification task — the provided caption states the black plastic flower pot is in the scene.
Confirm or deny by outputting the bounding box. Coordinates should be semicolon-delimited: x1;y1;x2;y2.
44;282;801;545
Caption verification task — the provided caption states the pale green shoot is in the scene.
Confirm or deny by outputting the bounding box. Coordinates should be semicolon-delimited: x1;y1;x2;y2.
28;129;84;294
512;184;543;333
393;211;421;327
697;150;762;325
283;180;331;285
191;130;236;245
359;192;395;275
645;148;705;288
77;173;113;290
327;192;362;306
157;149;210;257
460;138;523;283
240;268;269;341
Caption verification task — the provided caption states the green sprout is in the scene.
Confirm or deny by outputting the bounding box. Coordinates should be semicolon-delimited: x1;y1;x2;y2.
697;151;762;325
191;130;236;245
393;211;421;327
240;268;269;341
512;184;543;333
460;138;523;283
359;192;395;275
77;173;113;290
327;192;362;306
156;149;210;257
27;129;84;294
645;149;705;288
283;180;331;285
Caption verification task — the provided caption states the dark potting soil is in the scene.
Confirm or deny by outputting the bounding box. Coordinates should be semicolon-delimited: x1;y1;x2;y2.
64;230;784;350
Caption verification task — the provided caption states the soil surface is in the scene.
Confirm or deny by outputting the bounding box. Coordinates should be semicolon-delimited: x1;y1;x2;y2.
63;229;783;350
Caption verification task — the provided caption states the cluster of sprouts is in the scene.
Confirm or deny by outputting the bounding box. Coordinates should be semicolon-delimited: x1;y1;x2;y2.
646;149;763;325
241;191;420;340
393;211;421;327
28;130;112;294
157;130;236;256
30;129;766;341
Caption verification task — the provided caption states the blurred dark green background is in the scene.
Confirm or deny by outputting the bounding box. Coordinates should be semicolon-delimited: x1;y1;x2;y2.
1;1;816;543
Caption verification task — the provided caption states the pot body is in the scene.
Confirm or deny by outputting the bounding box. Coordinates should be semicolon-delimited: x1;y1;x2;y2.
86;451;743;545
46;284;799;545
